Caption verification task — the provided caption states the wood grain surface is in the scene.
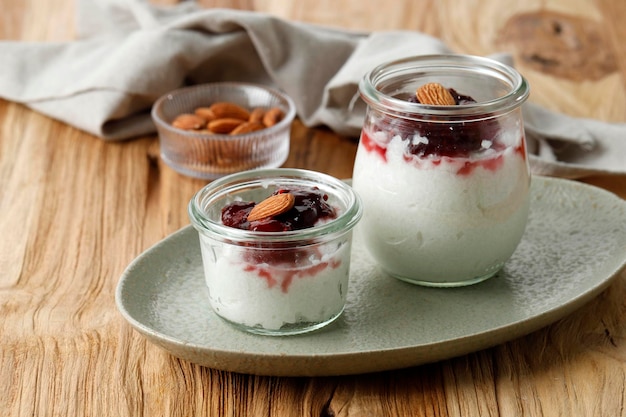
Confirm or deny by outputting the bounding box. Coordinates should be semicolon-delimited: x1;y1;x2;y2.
1;1;625;416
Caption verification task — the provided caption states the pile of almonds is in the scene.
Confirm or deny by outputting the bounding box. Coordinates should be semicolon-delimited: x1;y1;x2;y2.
171;102;285;135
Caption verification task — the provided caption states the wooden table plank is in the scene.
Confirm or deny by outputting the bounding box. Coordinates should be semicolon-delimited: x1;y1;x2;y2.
1;0;624;416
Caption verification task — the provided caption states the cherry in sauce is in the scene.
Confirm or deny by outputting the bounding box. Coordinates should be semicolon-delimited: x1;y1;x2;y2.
396;87;501;158
221;187;336;232
220;187;340;292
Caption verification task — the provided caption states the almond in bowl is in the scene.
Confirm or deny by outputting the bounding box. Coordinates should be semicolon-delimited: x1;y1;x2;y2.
152;83;296;180
170;102;286;136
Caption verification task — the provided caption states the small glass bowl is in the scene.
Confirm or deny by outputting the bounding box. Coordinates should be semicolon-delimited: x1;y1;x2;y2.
152;82;296;180
188;168;362;336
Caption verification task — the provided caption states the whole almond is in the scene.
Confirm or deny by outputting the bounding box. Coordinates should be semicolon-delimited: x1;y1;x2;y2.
194;107;217;122
172;113;206;130
247;193;295;222
209;102;251;121
230;121;266;135
262;107;284;127
249;107;266;124
416;83;456;106
208;118;244;134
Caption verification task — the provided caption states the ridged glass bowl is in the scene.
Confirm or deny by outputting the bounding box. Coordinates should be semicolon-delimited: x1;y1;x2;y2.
152;82;296;180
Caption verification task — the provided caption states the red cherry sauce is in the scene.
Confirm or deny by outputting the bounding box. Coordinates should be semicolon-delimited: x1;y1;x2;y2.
360;131;388;162
221;187;340;292
361;87;525;176
222;187;336;232
243;258;342;293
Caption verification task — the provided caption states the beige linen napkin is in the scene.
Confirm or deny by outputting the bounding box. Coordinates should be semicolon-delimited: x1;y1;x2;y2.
0;0;624;178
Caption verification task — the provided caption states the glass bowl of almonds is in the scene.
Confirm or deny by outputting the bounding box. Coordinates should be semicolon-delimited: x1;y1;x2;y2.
152;82;296;179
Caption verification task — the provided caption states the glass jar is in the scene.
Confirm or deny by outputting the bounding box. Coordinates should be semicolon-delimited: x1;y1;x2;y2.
188;168;362;335
352;54;531;287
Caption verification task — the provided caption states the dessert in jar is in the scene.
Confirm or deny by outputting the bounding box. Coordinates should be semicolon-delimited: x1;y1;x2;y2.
352;55;531;287
188;168;362;335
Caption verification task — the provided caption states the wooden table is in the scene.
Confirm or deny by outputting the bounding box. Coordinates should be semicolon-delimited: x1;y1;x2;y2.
2;1;625;415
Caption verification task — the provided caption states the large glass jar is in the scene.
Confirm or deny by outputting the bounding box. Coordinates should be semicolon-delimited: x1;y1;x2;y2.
352;55;531;287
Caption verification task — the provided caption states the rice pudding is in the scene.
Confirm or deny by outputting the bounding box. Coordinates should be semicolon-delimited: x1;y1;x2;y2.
353;55;531;286
188;169;362;335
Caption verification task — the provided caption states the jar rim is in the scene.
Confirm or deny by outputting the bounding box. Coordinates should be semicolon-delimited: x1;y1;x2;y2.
359;54;530;118
188;168;362;242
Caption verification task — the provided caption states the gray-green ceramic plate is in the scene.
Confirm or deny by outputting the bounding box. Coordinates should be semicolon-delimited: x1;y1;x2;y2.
116;176;626;376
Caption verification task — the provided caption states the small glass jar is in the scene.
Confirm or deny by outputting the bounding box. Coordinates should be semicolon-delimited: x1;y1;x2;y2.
188;168;362;335
352;55;531;287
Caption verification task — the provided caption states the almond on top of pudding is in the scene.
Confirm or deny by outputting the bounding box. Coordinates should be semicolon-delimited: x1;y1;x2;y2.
222;187;336;232
188;169;362;336
353;55;531;287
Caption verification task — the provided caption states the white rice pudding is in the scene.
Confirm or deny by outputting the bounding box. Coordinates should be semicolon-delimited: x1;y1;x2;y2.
352;127;530;285
189;170;362;336
199;235;351;331
200;236;350;331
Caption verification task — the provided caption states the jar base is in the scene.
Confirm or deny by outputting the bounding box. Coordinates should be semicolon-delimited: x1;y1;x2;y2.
215;308;344;336
388;267;501;288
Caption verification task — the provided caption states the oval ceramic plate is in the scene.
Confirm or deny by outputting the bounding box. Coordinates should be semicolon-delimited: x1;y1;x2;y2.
116;176;626;376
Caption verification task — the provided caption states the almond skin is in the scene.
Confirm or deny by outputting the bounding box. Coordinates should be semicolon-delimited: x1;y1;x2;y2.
209;102;251;121
172;113;207;130
230;121;266;135
248;107;266;124
247;193;295;222
194;107;217;122
262;107;284;127
416;83;456;106
208;118;244;134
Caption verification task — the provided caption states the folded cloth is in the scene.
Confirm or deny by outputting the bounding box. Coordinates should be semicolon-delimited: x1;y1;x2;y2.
0;0;624;178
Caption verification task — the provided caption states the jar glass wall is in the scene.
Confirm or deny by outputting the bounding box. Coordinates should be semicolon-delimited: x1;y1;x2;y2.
188;168;362;335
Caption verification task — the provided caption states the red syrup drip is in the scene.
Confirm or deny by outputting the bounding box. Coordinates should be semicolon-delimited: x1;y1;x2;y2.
456;136;527;176
360;131;388;162
516;137;528;160
456;154;505;176
363;130;526;176
244;258;342;293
